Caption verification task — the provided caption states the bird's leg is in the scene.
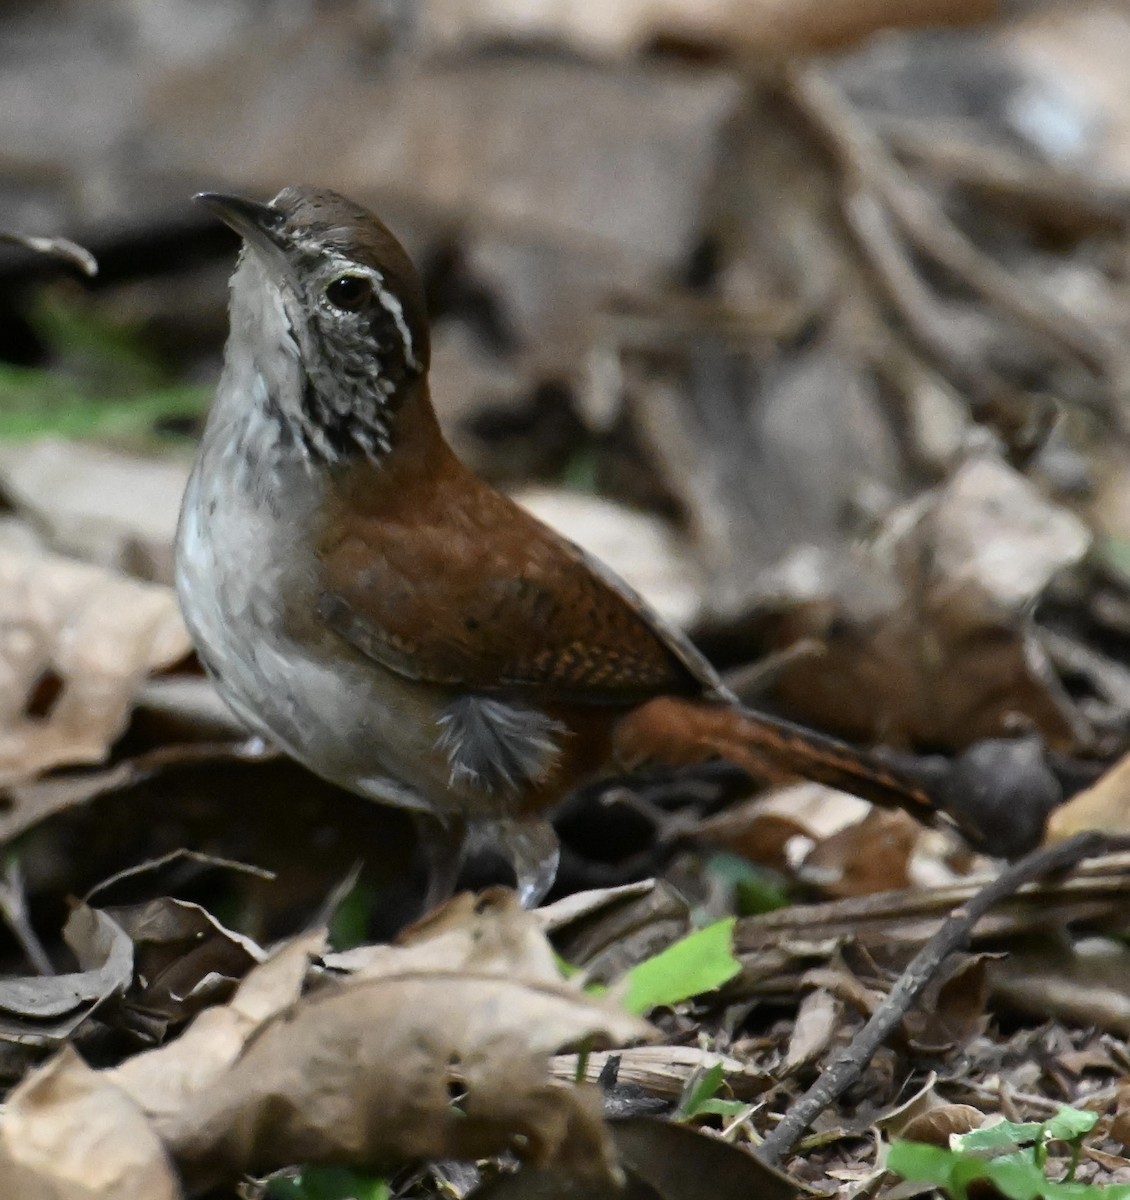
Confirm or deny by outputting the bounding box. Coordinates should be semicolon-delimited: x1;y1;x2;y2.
468;817;560;908
414;812;468;913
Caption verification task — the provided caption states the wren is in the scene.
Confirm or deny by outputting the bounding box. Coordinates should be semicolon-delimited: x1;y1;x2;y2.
177;186;947;906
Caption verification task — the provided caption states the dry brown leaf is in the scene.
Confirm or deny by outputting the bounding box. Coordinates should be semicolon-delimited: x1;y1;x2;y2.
1084;1145;1130;1173
558;1045;770;1099
900;1103;986;1146
0;529;190;784
469;1115;797;1200
874;1072;942;1136
542;879;692;987
0;902;132;1036
0;231;97;276
325;886;560;983
1107;1085;1130;1154
423;0;999;58
107;928;325;1122
773;454;1091;751
691;802;809;872
149;43;740;277
782;986;840;1074
109;899;651;1194
800;808;920;897
1048;751;1130;840
991;938;1130;1035
162;973;651;1193
693;784;873;878
0;1046;181;1200
608;1116;796;1200
104;897;263;1026
0;440;190;585
903;953;993;1053
536;880;657;931
801;966;882;1020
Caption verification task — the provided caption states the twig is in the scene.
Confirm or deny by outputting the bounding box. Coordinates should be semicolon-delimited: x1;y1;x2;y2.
787;63;1111;380
756;830;1117;1166
0;859;54;976
0;230;97;276
879;117;1130;235
842;183;1000;405
83;847;275;905
1041;627;1130;716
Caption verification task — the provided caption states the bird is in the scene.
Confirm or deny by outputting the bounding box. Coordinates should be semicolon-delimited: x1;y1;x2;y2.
177;185;952;907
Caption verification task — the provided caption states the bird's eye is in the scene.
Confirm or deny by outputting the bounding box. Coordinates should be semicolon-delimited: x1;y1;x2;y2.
324;274;372;312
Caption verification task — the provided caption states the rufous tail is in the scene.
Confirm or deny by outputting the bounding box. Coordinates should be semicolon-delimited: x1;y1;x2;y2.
612;696;937;822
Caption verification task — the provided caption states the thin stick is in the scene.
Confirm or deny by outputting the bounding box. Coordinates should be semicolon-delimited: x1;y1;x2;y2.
756;830;1115;1166
787;64;1111;378
0;859;54;976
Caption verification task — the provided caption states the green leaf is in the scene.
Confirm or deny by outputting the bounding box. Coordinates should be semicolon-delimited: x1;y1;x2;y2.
621;918;740;1014
955;1120;1045;1154
889;1139;1130;1200
693;1097;751;1120
0;366;207;442
979;1155;1055;1200
706;852;791;915
1045;1107;1099;1142
675;1062;726;1121
328;880;377;952
887;1142;964;1194
265;1166;390;1200
1098;536;1130;582
554;951;581;979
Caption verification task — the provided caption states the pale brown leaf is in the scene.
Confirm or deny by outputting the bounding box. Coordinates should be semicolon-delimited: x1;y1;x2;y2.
423;0;999;59
900;1103;987;1146
1048;750;1130;841
0;1046;181;1200
0;530;190;784
162;973;651;1193
0;441;190;585
782;987;840;1075
107;929;325;1123
0;905;132;1025
325;886;561;983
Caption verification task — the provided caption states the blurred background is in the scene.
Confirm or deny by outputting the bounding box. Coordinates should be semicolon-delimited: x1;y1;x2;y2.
5;0;1130;941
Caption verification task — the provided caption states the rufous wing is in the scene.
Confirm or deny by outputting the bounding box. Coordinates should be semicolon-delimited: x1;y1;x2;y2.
315;461;724;705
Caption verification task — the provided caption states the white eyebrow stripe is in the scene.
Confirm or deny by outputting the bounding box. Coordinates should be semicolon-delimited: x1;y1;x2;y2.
371;268;419;370
323;253;420;372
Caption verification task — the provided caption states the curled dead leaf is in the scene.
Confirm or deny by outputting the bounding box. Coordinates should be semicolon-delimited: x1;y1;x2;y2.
1047;750;1130;841
0;231;97;276
773;454;1091;753
0;904;132;1034
0;530;190;784
469;1115;798;1200
104;897;263;1027
782;986;840;1075
326;886;561;983
107;929;326;1123
541;879;693;987
0;1046;180;1200
901;953;992;1053
899;1103;986;1146
162;973;651;1194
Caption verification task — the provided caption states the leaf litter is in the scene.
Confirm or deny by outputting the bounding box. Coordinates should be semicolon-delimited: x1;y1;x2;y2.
13;2;1130;1198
